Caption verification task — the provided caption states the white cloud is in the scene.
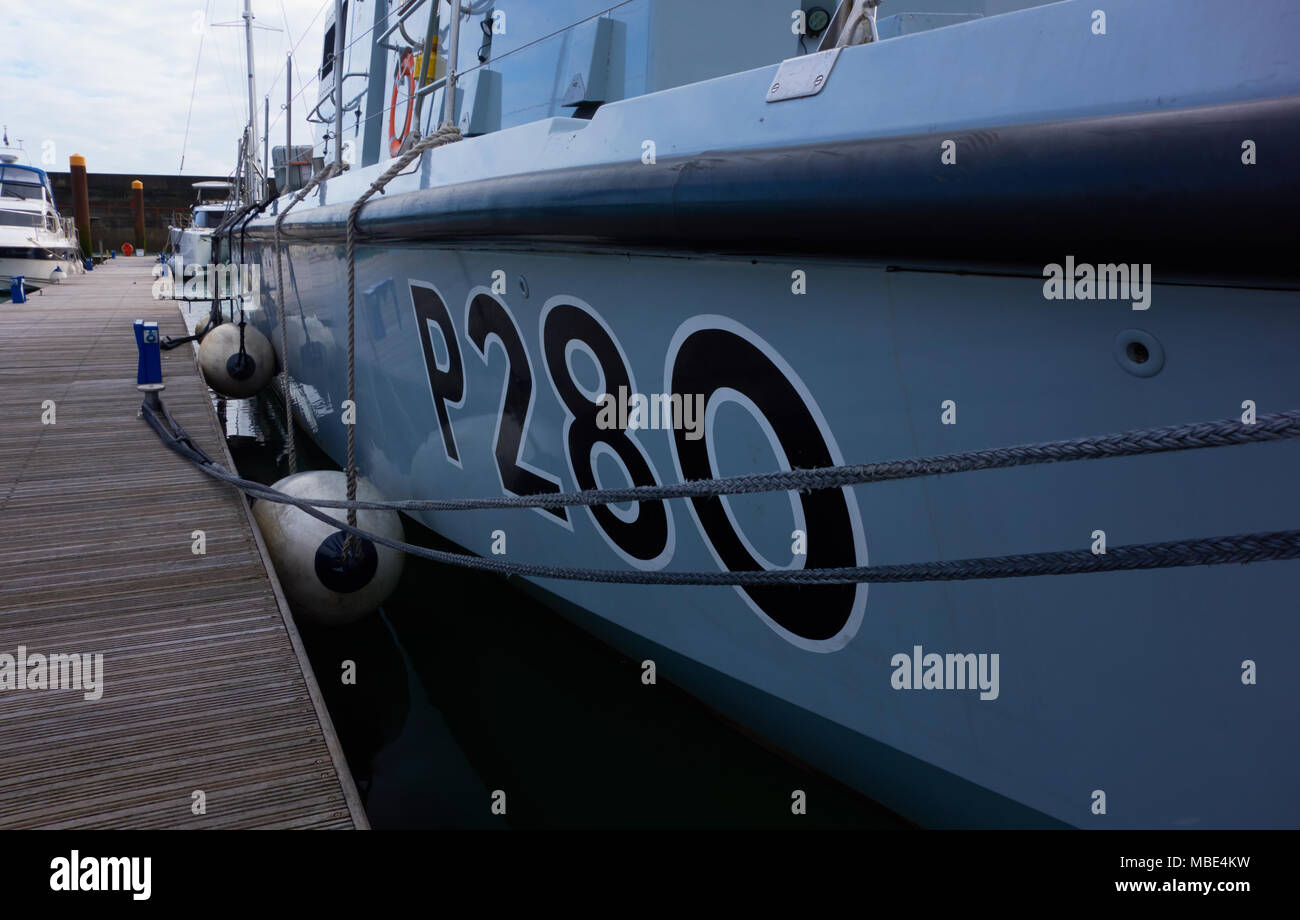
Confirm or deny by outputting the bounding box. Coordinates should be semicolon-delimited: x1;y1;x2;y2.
0;0;329;177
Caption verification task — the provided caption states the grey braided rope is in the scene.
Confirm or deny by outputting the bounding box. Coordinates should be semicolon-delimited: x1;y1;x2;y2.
189;457;1300;584
272;161;347;475
343;123;463;555
276;521;1300;585
223;409;1300;513
142;397;1300;587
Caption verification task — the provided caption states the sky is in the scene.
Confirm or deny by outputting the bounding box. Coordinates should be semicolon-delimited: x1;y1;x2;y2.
1;0;330;177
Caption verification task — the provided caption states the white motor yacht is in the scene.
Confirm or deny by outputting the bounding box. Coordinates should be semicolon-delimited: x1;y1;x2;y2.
0;144;83;289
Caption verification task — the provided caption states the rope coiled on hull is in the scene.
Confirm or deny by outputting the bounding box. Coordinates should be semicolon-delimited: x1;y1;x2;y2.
341;123;463;555
140;395;1300;585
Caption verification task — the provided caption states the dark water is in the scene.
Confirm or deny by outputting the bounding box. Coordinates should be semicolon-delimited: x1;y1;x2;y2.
222;391;910;829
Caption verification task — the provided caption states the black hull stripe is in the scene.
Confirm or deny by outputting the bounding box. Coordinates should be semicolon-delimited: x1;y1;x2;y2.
249;95;1300;282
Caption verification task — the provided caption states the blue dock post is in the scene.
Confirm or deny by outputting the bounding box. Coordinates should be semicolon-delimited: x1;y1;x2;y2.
10;276;26;303
85;258;94;271
133;319;164;392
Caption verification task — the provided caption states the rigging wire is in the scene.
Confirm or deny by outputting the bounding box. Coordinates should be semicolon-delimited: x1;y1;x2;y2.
180;0;216;172
280;0;310;110
210;3;250;134
264;0;330;101
454;0;639;85
264;0;398;139
255;0;650;177
263;0;498;140
265;0;390;121
266;0;643;144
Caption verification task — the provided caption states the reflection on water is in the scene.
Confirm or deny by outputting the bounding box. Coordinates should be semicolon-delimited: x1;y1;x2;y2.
221;381;909;829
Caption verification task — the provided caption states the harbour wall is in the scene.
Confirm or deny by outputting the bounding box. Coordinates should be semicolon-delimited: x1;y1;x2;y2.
46;171;226;254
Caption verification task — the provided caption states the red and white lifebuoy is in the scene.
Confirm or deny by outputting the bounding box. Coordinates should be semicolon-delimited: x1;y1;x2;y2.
388;50;416;157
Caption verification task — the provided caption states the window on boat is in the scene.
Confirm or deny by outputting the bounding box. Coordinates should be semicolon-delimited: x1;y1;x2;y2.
193;211;213;229
0;165;51;198
319;2;347;81
0;180;44;201
0;210;41;226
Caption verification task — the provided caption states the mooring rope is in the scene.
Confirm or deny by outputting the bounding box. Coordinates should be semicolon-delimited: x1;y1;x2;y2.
177;409;1300;513
272;160;348;474
140;395;1300;585
341;123;463;555
235;193;274;266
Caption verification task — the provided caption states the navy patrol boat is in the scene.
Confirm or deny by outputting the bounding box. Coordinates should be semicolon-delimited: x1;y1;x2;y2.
192;0;1300;828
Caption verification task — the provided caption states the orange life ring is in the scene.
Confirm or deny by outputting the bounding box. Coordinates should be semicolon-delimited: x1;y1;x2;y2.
122;242;134;257
388;50;416;157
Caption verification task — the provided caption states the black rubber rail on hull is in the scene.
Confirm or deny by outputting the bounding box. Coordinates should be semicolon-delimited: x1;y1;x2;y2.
142;395;1300;585
246;95;1300;283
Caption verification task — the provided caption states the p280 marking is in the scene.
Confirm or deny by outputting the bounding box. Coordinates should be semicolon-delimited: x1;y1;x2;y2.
408;279;868;651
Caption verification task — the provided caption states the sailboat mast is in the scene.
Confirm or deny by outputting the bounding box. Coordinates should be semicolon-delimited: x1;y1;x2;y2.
242;0;260;200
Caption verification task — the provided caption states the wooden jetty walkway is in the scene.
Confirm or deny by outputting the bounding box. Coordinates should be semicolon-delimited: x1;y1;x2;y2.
0;260;367;828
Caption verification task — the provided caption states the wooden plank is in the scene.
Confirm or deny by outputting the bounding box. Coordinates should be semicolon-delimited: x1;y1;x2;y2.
0;261;367;829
